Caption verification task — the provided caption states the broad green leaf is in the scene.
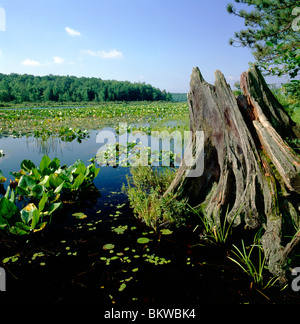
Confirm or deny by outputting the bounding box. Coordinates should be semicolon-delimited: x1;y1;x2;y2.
0;197;20;224
18;175;36;191
45;202;61;216
21;159;36;172
54;180;65;194
32;168;41;181
39;155;51;172
38;192;48;212
32;184;44;199
49;173;64;188
72;173;85;190
10;223;30;235
48;157;60;171
31;209;41;229
74;163;87;175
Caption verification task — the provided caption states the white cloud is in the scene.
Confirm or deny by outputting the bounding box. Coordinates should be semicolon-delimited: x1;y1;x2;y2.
81;49;124;59
227;75;240;81
65;27;81;37
53;56;65;64
22;59;42;66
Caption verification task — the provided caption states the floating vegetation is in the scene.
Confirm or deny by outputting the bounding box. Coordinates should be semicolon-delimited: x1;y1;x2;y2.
111;225;128;235
103;244;115;251
137;237;151;244
0;102;188;138
144;254;172;265
72;212;88;220
160;229;173;235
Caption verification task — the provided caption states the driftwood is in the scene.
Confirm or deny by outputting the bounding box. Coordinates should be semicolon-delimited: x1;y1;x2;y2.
166;66;300;279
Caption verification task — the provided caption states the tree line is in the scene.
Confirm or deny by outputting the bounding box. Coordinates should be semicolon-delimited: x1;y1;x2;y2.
0;73;172;103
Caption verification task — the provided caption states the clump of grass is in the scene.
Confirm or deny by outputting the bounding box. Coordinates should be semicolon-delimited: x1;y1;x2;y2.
228;240;280;290
123;166;188;229
190;205;243;244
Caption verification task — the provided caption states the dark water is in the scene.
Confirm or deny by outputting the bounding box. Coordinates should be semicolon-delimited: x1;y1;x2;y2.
0;133;298;305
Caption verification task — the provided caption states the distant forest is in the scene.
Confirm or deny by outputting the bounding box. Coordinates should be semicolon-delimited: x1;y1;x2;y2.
171;93;187;102
0;73;173;103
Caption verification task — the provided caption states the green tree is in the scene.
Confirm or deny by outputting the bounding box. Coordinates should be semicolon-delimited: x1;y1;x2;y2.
227;0;300;78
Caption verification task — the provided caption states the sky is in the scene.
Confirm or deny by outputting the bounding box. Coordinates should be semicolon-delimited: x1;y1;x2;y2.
0;0;262;93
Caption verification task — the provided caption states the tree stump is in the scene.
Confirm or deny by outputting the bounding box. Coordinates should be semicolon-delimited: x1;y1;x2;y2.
166;66;300;279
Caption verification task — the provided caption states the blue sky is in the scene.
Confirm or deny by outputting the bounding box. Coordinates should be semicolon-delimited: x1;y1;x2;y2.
0;0;257;92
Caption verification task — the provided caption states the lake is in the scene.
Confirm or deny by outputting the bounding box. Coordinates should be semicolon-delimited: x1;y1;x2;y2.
0;129;297;305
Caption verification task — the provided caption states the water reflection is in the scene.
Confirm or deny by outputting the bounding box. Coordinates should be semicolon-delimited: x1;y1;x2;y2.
0;131;131;195
26;136;75;156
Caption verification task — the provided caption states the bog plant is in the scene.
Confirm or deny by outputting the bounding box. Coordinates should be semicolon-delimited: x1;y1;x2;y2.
123;166;187;229
0;155;99;235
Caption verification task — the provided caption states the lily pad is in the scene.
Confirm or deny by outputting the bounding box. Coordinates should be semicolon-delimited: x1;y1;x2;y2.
119;283;127;292
103;244;115;251
160;229;173;235
137;237;150;244
72;212;87;219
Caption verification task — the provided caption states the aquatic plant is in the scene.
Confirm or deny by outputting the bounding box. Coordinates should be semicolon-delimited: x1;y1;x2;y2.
0;155;100;235
191;205;243;244
228;240;280;290
123;166;187;229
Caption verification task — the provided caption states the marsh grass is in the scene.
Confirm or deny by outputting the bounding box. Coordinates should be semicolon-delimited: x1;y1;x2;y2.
228;240;280;290
191;205;243;244
123;166;187;229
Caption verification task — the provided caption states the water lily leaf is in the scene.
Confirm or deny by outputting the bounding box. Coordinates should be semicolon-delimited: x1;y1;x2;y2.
137;237;150;244
119;283;126;292
103;244;115;251
72;212;87;219
160;229;173;235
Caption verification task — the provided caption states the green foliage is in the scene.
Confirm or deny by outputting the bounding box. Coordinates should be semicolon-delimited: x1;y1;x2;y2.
0;102;188;138
228;241;279;289
191;205;242;244
171;93;187;102
0;155;100;235
227;0;300;78
123;166;187;229
271;82;300;125
0;73;172;103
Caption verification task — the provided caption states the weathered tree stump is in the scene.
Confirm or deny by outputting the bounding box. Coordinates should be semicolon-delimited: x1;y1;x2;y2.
166;66;300;279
